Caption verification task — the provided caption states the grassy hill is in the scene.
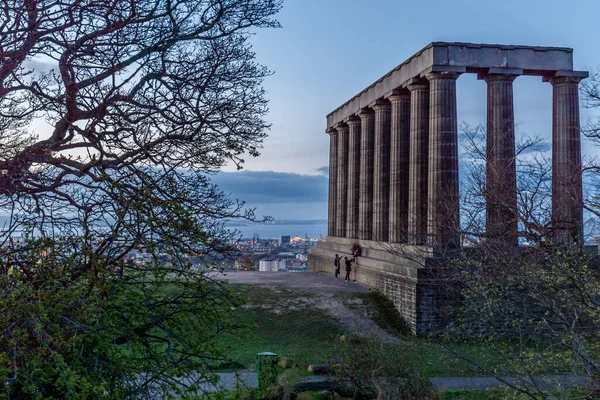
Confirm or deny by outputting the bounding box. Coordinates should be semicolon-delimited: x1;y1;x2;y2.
218;282;497;377
209;277;587;399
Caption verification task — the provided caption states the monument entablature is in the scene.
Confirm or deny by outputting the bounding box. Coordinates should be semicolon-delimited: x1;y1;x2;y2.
326;42;587;130
309;42;588;336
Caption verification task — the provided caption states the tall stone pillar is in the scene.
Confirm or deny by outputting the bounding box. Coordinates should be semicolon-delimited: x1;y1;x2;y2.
407;82;429;245
549;76;584;245
358;108;375;240
484;74;518;247
327;128;338;237
346;118;361;238
336;123;349;238
388;91;411;243
427;72;461;250
373;101;391;242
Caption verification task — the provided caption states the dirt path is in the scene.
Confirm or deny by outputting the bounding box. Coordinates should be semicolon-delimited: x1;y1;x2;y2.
216;271;400;343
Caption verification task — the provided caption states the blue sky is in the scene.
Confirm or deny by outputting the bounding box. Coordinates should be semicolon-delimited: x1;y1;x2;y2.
218;0;600;219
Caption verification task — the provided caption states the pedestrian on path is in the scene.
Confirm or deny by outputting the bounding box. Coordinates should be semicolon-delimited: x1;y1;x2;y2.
344;256;352;281
334;254;341;278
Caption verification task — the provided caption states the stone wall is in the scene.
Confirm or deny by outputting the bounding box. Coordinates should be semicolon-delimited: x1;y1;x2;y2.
308;237;446;336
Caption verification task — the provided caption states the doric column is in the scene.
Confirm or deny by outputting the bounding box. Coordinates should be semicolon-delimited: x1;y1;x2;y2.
358;108;375;240
426;72;461;251
484;74;518;247
336;123;349;238
549;76;584;245
407;82;429;245
327;128;338;237
346;117;361;238
388;91;411;243
373;100;391;242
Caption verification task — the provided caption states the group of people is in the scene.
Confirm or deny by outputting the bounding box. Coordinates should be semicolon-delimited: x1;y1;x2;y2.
333;243;362;281
333;254;353;280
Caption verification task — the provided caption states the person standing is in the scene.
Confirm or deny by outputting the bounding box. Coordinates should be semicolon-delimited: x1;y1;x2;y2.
334;254;341;278
344;256;353;281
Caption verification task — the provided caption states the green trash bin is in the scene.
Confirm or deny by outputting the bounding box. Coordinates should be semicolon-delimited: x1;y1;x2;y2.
256;352;278;390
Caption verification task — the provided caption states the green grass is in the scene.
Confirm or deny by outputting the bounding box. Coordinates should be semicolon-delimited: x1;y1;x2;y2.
440;390;521;400
207;282;595;400
336;290;516;377
417;340;512;377
419;337;582;377
341;290;413;337
220;284;345;370
345;289;580;377
219;283;585;382
219;284;496;377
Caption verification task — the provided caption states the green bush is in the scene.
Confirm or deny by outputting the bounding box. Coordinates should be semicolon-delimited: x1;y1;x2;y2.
330;333;438;399
0;240;240;399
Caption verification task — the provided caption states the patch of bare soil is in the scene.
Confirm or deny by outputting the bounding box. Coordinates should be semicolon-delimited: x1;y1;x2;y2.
219;271;401;343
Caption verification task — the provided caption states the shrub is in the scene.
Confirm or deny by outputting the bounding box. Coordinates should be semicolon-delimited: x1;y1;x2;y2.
330;333;438;399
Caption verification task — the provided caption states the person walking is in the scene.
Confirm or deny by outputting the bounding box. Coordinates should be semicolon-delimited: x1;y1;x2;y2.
334;254;341;278
344;256;352;281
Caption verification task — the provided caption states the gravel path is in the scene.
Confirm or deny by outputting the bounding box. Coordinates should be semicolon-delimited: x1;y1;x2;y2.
216;271;400;343
202;372;591;392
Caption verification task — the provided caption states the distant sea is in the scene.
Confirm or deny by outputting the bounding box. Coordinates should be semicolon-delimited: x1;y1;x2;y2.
0;214;328;241
226;223;328;240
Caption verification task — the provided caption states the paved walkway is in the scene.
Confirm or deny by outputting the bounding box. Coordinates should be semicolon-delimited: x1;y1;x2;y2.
202;372;590;392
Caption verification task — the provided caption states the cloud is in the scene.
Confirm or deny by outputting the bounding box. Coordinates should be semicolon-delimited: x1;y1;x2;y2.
23;58;55;72
316;166;329;175
210;170;328;204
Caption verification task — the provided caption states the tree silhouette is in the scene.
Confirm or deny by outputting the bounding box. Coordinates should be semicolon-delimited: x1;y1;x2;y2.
0;0;281;397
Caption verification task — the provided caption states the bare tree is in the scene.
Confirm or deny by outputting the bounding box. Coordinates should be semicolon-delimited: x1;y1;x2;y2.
435;111;600;398
0;0;282;242
459;122;556;246
1;0;279;188
0;1;282;397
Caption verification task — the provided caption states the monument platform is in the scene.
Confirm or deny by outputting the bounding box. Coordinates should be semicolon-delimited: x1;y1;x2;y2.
308;238;448;336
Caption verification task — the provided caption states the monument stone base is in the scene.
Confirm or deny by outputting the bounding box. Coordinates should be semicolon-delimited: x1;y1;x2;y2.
308;237;450;336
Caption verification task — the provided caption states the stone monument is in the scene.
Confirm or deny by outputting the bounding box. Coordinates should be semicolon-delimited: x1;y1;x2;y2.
308;42;588;335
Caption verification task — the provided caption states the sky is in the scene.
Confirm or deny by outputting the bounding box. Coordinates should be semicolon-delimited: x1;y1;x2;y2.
217;0;600;220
